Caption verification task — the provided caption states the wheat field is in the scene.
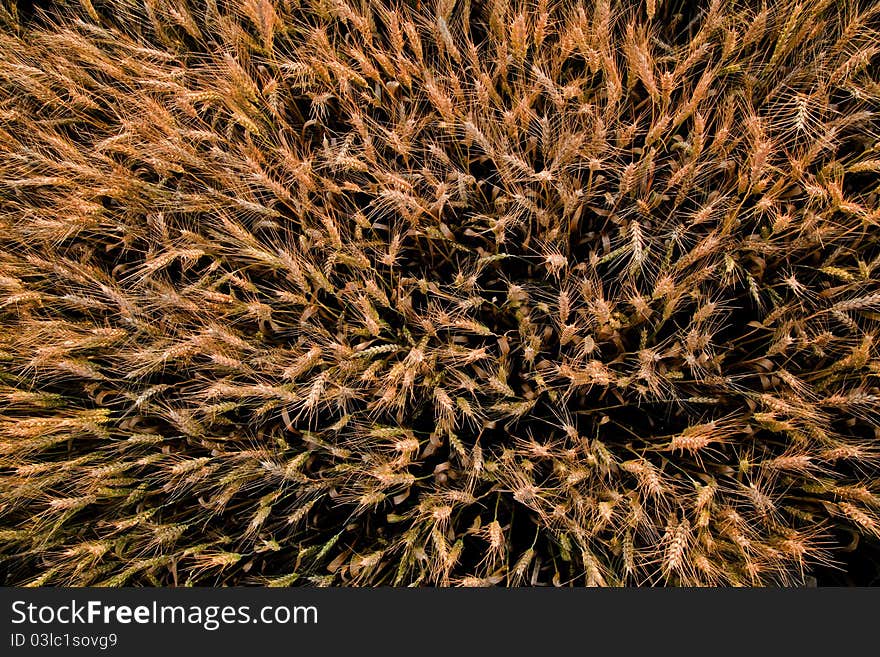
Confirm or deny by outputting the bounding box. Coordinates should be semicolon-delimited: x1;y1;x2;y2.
1;0;879;586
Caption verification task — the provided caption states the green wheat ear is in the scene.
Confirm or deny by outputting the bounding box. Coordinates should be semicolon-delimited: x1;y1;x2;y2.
0;0;878;587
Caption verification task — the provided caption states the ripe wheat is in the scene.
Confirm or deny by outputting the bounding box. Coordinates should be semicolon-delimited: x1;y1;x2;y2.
0;0;879;586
